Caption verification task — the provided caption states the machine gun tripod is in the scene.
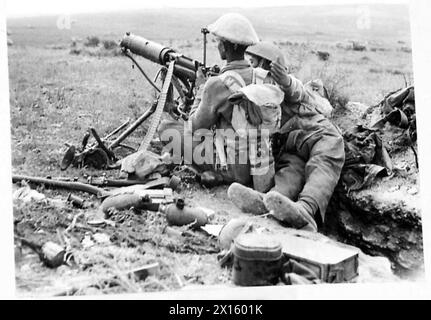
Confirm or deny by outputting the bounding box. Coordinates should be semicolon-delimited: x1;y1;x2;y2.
61;33;219;171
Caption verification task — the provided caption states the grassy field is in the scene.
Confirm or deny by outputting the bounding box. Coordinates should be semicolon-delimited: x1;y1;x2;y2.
7;4;418;296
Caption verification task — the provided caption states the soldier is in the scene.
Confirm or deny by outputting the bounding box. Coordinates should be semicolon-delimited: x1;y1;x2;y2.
228;41;345;232
161;13;344;233
160;13;280;188
246;41;287;71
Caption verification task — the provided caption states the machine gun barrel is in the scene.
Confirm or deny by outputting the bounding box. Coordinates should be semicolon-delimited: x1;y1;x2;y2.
120;33;198;81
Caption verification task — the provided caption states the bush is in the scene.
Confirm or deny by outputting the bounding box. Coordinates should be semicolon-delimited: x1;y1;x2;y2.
386;69;403;75
279;40;293;46
328;90;350;109
352;41;367;51
70;48;81;55
317;64;350;109
287;46;349;109
84;36;100;47
400;47;412;53
335;42;348;49
369;68;383;73
103;39;118;50
317;51;330;61
370;47;390;52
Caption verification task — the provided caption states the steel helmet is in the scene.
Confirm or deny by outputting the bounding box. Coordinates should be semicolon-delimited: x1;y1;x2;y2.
207;13;259;46
246;41;287;67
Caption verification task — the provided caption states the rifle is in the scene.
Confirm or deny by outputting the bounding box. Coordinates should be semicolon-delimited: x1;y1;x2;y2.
12;174;180;198
61;33;219;171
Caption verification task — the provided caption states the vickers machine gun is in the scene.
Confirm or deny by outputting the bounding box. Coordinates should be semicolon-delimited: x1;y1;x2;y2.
61;31;219;171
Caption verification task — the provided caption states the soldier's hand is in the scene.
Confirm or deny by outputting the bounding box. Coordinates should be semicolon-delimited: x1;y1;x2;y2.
195;67;208;88
270;58;291;89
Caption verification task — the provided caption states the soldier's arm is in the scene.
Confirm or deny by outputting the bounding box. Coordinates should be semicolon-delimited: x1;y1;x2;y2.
189;71;206;116
270;61;307;104
189;77;230;132
189;87;203;117
282;74;307;104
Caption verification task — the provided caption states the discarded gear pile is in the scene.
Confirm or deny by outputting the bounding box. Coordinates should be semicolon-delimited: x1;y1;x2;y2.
340;86;416;192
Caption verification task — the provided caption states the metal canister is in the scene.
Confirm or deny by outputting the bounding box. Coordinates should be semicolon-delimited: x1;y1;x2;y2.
67;193;86;208
232;233;283;286
160;198;208;228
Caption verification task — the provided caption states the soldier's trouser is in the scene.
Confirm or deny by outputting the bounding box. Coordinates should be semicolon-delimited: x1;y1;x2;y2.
272;115;345;222
272;153;306;201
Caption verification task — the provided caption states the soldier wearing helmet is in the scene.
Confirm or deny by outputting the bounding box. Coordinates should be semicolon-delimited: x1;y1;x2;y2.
188;13;327;232
228;38;345;232
159;13;272;187
160;13;345;233
186;12;274;186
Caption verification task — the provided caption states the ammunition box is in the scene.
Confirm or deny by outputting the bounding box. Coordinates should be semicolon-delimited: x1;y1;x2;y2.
277;234;359;283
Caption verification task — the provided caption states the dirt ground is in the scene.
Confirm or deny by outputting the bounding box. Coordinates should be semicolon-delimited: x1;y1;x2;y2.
8;5;421;297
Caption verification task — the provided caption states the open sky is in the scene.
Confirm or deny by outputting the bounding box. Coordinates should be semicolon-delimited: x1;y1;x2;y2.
5;0;407;17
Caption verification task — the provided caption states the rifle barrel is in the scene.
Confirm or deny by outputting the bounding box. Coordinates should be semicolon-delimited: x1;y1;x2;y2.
12;175;105;197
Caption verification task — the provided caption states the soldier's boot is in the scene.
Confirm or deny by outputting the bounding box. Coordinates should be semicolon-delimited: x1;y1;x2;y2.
264;191;318;232
227;182;268;215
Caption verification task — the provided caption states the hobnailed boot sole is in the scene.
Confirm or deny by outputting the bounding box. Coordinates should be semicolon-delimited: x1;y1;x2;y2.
264;191;318;232
227;183;267;215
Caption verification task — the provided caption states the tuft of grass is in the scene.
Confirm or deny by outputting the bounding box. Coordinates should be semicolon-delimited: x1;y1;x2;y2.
370;47;391;52
322;73;350;109
399;47;412;53
84;36;101;47
386;68;404;75
279;40;293;46
351;41;367;52
317;51;330;61
369;67;383;73
102;39;118;50
298;60;351;109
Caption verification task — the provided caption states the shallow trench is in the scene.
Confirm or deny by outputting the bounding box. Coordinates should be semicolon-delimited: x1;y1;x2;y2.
324;188;423;278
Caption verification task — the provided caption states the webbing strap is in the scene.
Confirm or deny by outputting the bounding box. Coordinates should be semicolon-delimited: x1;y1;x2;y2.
217;69;273;177
139;61;175;151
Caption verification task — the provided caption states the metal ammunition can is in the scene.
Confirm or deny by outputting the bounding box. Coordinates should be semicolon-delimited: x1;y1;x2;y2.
232;233;283;286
